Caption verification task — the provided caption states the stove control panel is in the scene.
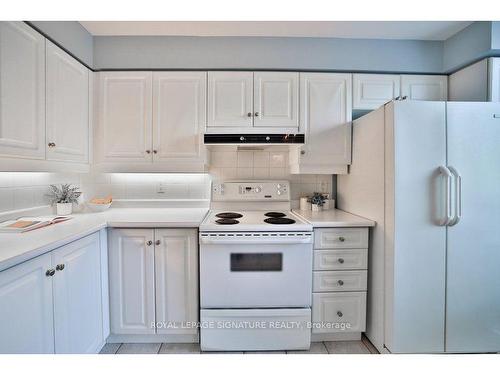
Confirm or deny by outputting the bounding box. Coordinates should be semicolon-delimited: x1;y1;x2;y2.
212;181;290;201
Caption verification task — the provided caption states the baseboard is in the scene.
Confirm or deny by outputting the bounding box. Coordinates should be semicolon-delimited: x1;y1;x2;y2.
312;332;362;342
107;333;199;344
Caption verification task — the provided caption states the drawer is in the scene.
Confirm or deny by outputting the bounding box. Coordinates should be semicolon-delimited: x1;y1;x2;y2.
312;292;367;333
313;249;367;270
313;270;367;292
314;228;368;249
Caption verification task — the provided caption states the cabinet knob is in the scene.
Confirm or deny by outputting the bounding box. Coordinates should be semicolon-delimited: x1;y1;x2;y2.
300;150;306;155
56;264;65;271
338;236;346;242
146;240;153;246
338;258;345;264
46;269;55;277
254;112;259;117
146;150;151;154
337;311;343;318
247;112;252;117
48;142;56;148
337;280;344;286
155;240;161;245
153;150;158;154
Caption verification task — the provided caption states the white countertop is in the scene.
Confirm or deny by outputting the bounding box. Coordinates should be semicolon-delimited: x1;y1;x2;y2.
0;207;208;272
292;209;375;227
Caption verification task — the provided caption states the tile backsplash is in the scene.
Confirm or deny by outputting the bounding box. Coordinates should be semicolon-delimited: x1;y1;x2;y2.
0;172;81;213
0;149;333;214
209;147;333;202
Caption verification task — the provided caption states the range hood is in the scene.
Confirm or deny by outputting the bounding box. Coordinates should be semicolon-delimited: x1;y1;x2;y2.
204;134;304;145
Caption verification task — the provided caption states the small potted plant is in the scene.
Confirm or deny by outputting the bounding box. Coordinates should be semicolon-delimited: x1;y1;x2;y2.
310;192;327;212
47;184;82;215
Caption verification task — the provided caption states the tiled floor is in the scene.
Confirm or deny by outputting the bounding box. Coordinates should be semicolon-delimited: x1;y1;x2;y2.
100;338;379;354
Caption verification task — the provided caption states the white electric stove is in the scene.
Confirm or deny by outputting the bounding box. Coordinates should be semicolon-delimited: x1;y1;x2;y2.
199;180;313;352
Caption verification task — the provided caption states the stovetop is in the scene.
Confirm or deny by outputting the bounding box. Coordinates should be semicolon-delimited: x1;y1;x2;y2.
200;210;312;232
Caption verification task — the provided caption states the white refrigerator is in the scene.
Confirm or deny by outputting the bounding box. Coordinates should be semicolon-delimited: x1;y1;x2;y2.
337;101;500;353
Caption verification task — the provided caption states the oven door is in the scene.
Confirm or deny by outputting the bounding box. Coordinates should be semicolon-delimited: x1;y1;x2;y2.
199;232;313;308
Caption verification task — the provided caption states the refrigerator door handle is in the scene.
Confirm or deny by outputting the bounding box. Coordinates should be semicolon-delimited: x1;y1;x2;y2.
448;166;462;226
438;166;453;226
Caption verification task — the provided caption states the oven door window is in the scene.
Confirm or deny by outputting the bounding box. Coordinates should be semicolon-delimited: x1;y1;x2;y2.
230;253;283;272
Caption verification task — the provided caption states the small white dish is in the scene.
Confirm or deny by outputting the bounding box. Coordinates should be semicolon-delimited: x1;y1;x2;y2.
87;202;112;212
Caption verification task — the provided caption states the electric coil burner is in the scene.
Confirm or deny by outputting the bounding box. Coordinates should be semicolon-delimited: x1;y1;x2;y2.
264;217;296;225
264;212;287;218
215;212;243;219
215;218;239;225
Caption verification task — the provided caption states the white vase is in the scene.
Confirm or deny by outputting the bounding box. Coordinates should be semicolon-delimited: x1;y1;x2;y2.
311;203;322;212
56;203;72;216
299;197;312;211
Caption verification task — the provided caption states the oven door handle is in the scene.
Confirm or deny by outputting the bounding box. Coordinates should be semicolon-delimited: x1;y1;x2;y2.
199;236;312;245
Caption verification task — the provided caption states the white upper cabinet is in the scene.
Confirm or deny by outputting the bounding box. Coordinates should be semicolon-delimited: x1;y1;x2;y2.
52;233;102;354
290;73;352;174
400;75;448;101
153;72;206;163
46;41;89;163
488;58;500;102
97;72;153;163
0;22;45;159
353;74;400;110
207;71;300;132
155;229;198;336
108;228;156;335
253;72;299;128
208;71;253;128
0;253;54;353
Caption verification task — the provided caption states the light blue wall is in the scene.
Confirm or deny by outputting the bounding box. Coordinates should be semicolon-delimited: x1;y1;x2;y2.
443;22;492;73
93;35;443;73
28;21;93;67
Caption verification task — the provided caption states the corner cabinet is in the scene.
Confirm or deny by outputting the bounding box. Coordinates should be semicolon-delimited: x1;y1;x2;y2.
289;73;352;174
207;71;300;133
0;231;106;353
108;228;199;342
95;71;207;172
46;41;89;163
0;21;46;159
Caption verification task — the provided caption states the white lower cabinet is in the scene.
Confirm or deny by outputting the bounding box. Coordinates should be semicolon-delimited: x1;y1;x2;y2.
108;228;156;334
312;292;367;333
108;228;199;341
52;232;103;353
0;231;105;353
0;253;54;353
311;227;369;340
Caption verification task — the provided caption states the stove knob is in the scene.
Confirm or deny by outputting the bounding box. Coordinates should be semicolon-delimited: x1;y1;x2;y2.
265;136;271;141
240;136;245;142
255;187;262;193
277;184;282;189
276;190;282;196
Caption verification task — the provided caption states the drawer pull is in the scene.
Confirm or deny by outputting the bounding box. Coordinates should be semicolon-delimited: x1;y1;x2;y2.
338;236;345;242
337;280;344;286
337;311;343;318
338;258;345;264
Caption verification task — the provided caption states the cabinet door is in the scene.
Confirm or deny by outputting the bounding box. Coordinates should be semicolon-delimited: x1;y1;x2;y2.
108;229;155;334
488;57;500;102
46;41;89;162
52;233;103;353
353;74;400;110
253;72;299;128
0;253;54;353
0;21;45;159
207;71;253;128
153;72;206;163
97;72;153;162
400;75;447;101
312;292;366;333
297;73;352;169
155;229;198;335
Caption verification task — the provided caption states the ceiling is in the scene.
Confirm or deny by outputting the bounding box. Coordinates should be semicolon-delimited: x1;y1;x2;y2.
79;21;472;40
